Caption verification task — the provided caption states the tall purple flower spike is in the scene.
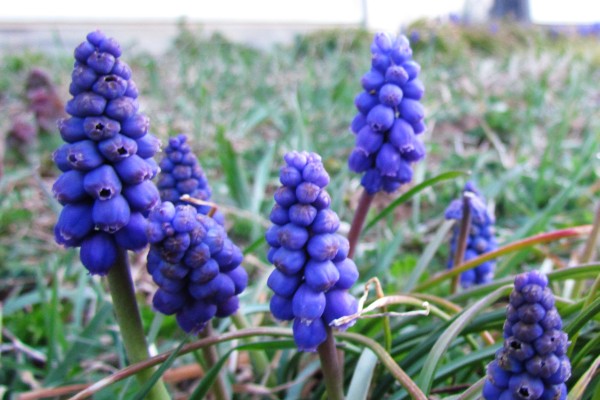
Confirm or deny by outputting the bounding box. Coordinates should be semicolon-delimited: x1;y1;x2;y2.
146;202;247;333
266;151;359;351
157;133;225;225
445;181;497;288
348;32;426;194
483;271;571;400
53;30;160;275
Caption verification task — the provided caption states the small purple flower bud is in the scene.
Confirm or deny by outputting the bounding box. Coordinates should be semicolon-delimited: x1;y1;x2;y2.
280;165;302;187
304;259;339;292
98;37;122;57
390;36;412;64
356;125;384;154
334;258;359;289
295;182;321;204
270;294;294;321
53;170;87;204
92;194;131;233
373;32;393;52
66;92;107;117
124;79;139;98
350;113;367;134
385;65;409;85
80;231;117;275
376;143;402;176
189;273;235;303
508;374;544;399
216;296;240;317
371;52;391;72
361;69;385;91
292;284;326;322
71;64;98;89
269;203;290;225
153;289;186;315
367;104;395;132
293;318;328;352
92;74;128;99
136;133;161;158
121;114;150;139
65;140;105;171
105;96;138;121
114;154;153;184
403;78;425;100
55;202;95;246
379;84;403;107
114;212;148;250
307;233;339;261
123;180;160;211
354;91;379;114
87;51;115;74
399;98;424;124
272;247;306;275
389;118;415;151
83;164;122;200
288;204;317;227
302;161;330;188
98;133;138;162
311;209;340;234
348;148;373;173
402;61;421;79
274;186;297;207
83;116;120;140
58;118;87;143
361;168;383;194
227;266;248;295
176;300;216;333
111;59;132;79
277;223;309;250
323;289;358;330
74;40;95;63
268;268;302;297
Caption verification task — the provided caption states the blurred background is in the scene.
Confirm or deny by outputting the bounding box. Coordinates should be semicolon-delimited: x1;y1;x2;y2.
2;0;600;52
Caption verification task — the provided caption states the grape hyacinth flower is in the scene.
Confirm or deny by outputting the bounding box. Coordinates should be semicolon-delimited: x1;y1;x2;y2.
147;202;247;333
266;151;359;351
157;133;225;224
445;181;497;288
53;30;160;275
483;271;571;400
348;32;426;195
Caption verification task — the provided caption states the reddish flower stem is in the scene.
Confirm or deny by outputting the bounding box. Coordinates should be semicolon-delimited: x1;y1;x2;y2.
347;190;374;259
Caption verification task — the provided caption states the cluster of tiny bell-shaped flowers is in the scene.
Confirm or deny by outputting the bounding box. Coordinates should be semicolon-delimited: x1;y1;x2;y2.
266;151;359;351
445;182;497;288
483;271;571;400
53;30;161;275
146;202;247;333
348;32;426;194
157;134;225;225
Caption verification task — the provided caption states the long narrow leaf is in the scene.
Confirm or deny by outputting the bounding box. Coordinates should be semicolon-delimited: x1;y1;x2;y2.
567;354;600;400
215;126;250;209
347;348;378;400
565;296;600;337
417;285;513;394
364;170;468;233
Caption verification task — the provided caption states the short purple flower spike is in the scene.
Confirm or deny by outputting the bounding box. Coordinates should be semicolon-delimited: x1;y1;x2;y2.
483;271;571;400
349;33;426;194
53;30;161;275
267;151;359;351
157;134;225;225
147;203;247;333
445;182;497;288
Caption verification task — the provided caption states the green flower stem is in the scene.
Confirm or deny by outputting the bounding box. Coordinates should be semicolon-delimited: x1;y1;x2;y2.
230;311;271;380
413;225;593;292
347;189;374;258
70;327;426;400
583;203;600;307
451;194;472;294
317;327;345;400
106;249;170;400
200;324;229;400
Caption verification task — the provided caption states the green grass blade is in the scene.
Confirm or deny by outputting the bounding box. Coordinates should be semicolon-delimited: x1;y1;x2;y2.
565;295;600;337
132;335;190;400
363;170;468;233
403;220;455;292
417;285;513;395
215;126;250;209
347;348;378;400
190;340;296;400
567;354;600;400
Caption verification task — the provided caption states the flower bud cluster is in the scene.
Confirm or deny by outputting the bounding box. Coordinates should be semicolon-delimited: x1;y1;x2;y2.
157;134;225;225
348;32;426;194
147;202;247;333
483;271;571;400
266;151;359;351
445;182;497;288
53;30;160;275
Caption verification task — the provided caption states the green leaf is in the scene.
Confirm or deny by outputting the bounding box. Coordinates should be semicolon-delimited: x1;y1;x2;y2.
565;295;600;337
190;340;296;400
417;285;513;395
347;348;378;400
132;335;190;400
215;126;250;209
567;354;600;400
364;170;468;233
403;220;455;292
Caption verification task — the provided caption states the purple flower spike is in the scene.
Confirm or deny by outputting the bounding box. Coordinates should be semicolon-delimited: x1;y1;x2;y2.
349;32;426;194
484;271;571;400
146;203;247;333
157;134;226;224
266;151;359;351
52;30;161;274
445;181;497;288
